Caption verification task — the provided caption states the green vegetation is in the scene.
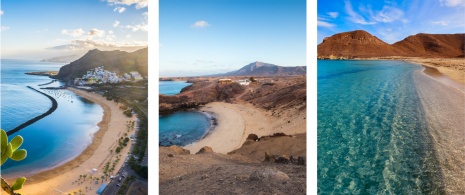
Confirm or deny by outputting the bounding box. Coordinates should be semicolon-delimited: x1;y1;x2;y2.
116;175;136;195
1;129;27;195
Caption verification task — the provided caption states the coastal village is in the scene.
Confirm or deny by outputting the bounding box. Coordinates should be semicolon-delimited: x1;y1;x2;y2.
74;66;144;86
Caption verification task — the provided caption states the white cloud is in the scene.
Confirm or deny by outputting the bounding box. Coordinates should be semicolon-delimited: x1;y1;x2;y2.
143;12;148;19
114;6;126;13
318;21;335;27
432;20;450;26
62;28;85;37
0;10;4;16
328;12;339;18
125;23;148;32
113;21;120;27
1;26;9;31
106;0;148;9
88;29;105;37
191;21;210;28
372;6;404;23
344;0;376;25
440;0;465;7
126;34;132;38
47;39;147;51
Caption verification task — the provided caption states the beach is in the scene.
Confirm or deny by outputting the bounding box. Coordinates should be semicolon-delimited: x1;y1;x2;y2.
414;69;465;194
184;101;306;154
15;88;136;195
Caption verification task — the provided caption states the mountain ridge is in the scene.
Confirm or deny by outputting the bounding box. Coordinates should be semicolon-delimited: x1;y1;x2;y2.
54;48;148;79
216;61;306;76
318;30;465;58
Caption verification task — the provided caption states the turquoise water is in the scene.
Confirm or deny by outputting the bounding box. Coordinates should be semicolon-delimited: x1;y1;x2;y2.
159;112;211;146
159;81;191;95
1;59;103;178
159;81;211;146
318;60;444;194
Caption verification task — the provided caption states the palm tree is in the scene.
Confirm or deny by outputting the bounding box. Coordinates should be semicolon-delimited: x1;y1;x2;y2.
79;189;82;195
85;186;88;192
96;178;100;184
83;174;87;181
101;175;105;182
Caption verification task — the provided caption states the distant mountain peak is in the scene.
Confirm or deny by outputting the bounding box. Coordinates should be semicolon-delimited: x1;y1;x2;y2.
217;61;305;76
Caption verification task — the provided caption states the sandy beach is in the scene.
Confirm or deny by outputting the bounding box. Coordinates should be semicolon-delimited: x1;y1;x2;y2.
183;102;306;154
403;58;464;84
15;88;136;195
414;70;465;194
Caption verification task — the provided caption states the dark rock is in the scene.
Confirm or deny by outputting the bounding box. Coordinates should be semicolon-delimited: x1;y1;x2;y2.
275;155;290;164
297;156;305;165
246;134;259;141
167;154;174;157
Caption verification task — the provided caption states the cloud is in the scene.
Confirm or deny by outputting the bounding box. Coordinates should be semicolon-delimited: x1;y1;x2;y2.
372;6;404;23
440;0;465;7
114;6;126;13
318;21;335;27
62;28;85;37
106;0;148;9
125;23;148;32
1;26;9;31
432;20;450;26
46;39;147;51
0;10;4;16
328;12;339;18
344;0;376;25
143;12;148;19
88;29;105;37
191;20;210;28
113;21;120;27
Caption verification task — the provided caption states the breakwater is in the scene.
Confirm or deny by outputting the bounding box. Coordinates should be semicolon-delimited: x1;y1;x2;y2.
6;86;58;136
38;80;57;86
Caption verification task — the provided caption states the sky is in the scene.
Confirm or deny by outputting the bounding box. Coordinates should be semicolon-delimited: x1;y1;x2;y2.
160;0;306;77
318;0;465;44
1;0;148;60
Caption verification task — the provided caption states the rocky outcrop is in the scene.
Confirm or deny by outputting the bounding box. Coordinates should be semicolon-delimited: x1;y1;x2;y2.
196;146;214;154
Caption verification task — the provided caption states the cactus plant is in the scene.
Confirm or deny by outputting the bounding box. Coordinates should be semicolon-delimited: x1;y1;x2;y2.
1;129;27;195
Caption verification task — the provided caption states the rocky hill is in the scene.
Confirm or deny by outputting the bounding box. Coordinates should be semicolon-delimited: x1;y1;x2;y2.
54;48;148;79
318;30;465;58
219;61;306;76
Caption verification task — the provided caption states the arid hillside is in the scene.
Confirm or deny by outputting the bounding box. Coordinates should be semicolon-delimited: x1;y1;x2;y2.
318;30;465;58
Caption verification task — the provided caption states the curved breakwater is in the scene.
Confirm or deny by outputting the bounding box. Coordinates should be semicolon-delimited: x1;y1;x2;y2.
6;86;58;136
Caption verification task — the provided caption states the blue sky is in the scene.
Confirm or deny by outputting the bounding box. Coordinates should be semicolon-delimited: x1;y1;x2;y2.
160;0;306;77
1;0;148;60
318;0;465;44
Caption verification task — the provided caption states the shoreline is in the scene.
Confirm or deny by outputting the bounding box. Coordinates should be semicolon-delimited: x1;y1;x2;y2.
183;102;306;154
15;87;136;194
413;68;465;193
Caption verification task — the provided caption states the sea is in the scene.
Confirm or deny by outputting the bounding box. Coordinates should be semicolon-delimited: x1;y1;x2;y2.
159;81;211;146
317;60;445;194
1;59;103;178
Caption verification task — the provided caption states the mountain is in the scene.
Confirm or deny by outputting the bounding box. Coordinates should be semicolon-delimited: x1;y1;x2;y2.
219;61;306;76
41;54;81;63
393;33;465;57
318;30;465;58
54;48;148;79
